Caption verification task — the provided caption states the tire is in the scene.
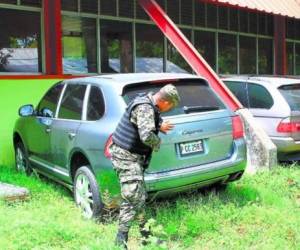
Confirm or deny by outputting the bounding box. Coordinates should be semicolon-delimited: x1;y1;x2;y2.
14;141;32;176
73;166;104;219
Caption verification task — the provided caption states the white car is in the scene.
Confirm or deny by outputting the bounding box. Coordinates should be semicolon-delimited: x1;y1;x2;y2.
223;76;300;161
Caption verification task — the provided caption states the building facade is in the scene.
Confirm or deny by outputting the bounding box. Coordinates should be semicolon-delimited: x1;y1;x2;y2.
0;0;299;77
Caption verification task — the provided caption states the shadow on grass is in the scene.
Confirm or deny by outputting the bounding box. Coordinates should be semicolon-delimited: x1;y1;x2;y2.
148;180;261;210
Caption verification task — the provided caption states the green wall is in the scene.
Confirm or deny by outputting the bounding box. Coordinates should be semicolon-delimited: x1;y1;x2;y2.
0;79;61;166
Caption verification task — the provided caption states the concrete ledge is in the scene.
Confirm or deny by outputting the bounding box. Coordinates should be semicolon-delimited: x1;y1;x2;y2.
0;182;30;201
236;108;277;174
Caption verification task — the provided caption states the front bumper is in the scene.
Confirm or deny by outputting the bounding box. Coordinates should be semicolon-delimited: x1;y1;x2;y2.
144;139;246;194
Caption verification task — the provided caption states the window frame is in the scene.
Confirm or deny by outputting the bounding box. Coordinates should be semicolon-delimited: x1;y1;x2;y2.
0;1;276;76
246;81;274;110
0;4;43;75
223;80;249;108
36;82;65;117
56;82;89;121
85;84;106;121
60;1;275;75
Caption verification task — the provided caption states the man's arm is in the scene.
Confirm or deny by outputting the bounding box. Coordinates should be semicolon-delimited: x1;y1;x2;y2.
131;104;161;151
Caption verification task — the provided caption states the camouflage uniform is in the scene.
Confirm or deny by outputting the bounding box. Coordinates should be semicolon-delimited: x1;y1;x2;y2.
110;98;160;233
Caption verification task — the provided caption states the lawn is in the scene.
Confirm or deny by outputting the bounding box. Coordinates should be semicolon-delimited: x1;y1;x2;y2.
0;165;299;250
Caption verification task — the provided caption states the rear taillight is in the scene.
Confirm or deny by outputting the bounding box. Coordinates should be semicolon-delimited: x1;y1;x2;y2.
277;118;300;133
104;134;113;158
232;115;244;140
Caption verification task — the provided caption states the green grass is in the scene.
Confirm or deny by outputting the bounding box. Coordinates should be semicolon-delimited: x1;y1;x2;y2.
0;79;60;166
0;165;299;250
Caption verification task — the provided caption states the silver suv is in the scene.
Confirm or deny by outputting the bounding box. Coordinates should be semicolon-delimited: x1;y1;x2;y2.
223;76;300;161
14;73;246;218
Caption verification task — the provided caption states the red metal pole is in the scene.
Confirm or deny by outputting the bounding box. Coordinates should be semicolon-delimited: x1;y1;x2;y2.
138;0;242;111
43;0;63;75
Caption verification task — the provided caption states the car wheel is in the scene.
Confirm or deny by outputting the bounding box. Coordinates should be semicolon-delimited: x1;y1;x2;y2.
15;141;32;176
74;166;103;219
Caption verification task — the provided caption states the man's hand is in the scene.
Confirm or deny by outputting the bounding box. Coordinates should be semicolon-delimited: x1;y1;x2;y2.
160;120;174;134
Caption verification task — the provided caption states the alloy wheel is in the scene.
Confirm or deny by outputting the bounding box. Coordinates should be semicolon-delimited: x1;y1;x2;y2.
16;147;26;173
75;173;94;219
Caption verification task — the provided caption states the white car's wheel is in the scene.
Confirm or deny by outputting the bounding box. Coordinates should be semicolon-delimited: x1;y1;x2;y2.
74;166;103;219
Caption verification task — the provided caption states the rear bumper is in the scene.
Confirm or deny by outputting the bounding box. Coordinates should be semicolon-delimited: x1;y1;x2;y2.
271;136;300;160
144;138;246;193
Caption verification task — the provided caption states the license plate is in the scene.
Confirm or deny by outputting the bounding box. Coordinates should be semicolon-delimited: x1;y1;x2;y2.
179;140;204;156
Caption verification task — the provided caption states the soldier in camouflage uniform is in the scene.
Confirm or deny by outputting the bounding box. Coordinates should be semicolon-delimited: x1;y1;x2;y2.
110;84;180;249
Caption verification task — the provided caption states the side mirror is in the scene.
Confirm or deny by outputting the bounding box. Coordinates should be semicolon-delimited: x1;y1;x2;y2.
41;108;53;118
19;105;34;117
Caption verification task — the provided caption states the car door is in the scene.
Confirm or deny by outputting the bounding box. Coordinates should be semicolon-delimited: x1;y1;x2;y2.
49;83;87;181
27;82;65;168
246;82;276;135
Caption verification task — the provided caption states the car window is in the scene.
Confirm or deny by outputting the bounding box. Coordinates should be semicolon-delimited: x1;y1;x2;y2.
58;84;87;120
122;79;226;116
247;82;274;109
278;84;300;111
37;83;64;116
223;81;248;107
87;86;105;121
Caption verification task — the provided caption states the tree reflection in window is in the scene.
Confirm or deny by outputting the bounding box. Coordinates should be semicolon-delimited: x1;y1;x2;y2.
218;33;237;74
100;20;133;73
62;16;97;74
136;24;164;73
0;9;41;73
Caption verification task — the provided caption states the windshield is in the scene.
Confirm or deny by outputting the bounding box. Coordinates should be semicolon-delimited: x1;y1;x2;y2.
278;84;300;111
122;79;226;116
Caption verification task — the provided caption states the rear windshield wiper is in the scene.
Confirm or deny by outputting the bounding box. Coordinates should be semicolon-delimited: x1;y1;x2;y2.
183;105;220;113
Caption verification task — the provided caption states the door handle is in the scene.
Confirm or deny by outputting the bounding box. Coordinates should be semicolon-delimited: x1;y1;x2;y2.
45;128;51;133
68;132;76;140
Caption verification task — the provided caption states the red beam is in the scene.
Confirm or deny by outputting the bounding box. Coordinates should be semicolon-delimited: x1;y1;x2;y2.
138;0;242;111
43;0;63;75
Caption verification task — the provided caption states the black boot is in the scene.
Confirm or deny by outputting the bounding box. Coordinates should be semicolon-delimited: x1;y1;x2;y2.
140;225;165;246
115;230;128;249
140;227;151;246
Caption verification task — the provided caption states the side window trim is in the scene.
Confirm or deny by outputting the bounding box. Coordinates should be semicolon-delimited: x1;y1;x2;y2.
36;82;65;117
55;83;68;118
56;83;88;121
224;80;250;108
82;84;91;121
246;81;274;109
86;85;106;121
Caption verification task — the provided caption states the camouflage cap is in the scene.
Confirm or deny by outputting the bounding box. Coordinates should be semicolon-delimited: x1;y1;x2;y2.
160;84;180;107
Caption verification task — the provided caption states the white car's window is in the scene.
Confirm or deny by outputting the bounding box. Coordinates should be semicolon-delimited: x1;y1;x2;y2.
278;84;300;111
224;81;249;107
247;83;274;109
58;84;87;120
122;79;226;116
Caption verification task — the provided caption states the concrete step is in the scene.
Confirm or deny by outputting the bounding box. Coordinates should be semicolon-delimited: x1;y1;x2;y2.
0;182;30;201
